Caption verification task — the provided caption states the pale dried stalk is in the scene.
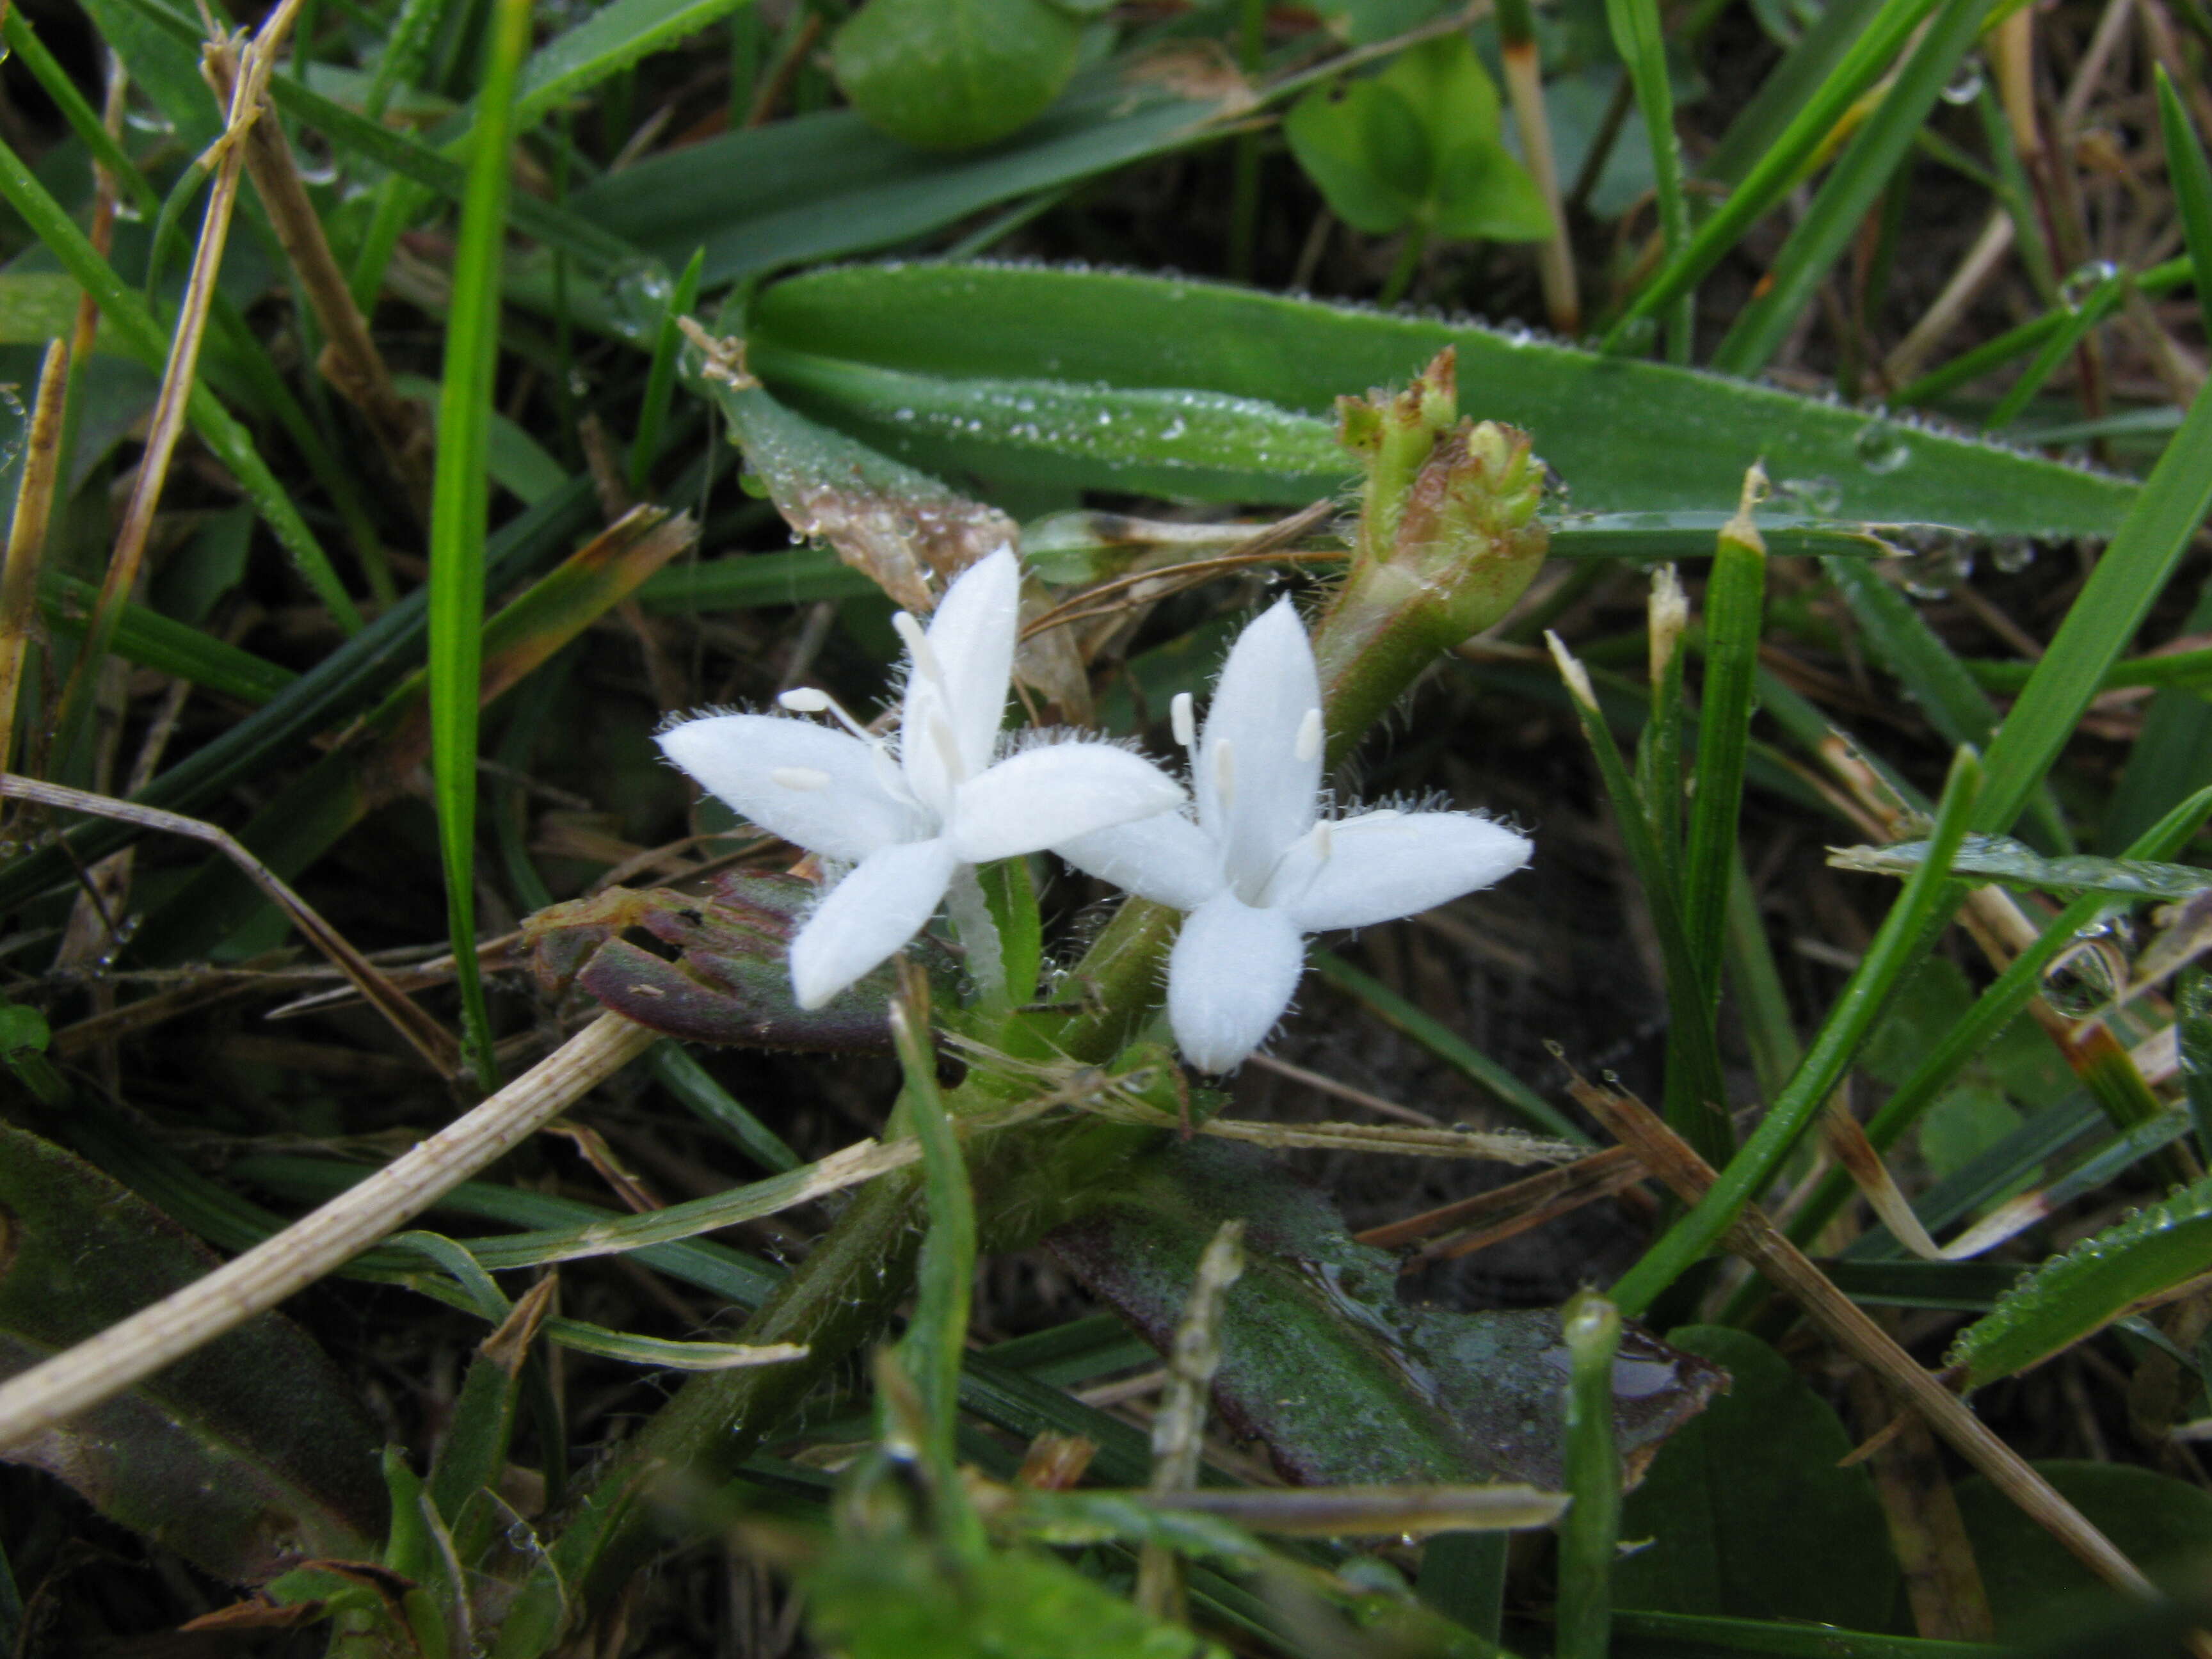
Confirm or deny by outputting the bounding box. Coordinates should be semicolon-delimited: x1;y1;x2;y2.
1881;209;2014;389
0;1011;657;1452
203;43;431;516
0;341;70;778
1500;35;1579;333
1246;1050;1439;1125
1138;1217;1246;1619
53;1;305;748
1568;1071;2163;1603
0;775;463;1076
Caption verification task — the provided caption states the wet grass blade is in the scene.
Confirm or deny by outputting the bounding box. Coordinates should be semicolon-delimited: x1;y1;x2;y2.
1823;554;2071;851
429;0;533;1090
1549;635;1734;1166
38;572;296;705
1972;382;2212;839
1610;745;1983;1318
629;246;706;493
1555;1292;1622;1659
1681;482;1768;1001
0;137;360;632
1601;0;1940;345
1603;0;1692;360
1984;268;2127;431
646;1042;801;1174
1709;0;1987;376
2158;68;2212;348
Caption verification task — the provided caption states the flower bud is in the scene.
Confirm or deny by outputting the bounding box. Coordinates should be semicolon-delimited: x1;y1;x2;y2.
1310;349;1552;758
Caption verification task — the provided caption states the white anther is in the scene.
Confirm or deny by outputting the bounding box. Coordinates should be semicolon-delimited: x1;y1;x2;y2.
930;714;966;787
1294;707;1323;764
771;767;831;791
1211;737;1236;810
1170;692;1196;750
1311;819;1334;860
778;688;830;712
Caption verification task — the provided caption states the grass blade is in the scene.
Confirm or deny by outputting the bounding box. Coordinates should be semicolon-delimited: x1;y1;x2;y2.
1709;0;1987;376
629;246;706;493
1555;1292;1622;1659
1681;474;1768;1000
1549;634;1735;1166
1608;744;1984;1318
428;0;533;1089
1603;0;1692;360
2157;67;2212;348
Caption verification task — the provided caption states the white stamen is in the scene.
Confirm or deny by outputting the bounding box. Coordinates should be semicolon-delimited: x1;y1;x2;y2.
1311;819;1333;860
1212;738;1236;810
781;684;876;744
1170;692;1196;750
893;610;950;694
1294;707;1323;764
930;714;966;787
771;767;831;791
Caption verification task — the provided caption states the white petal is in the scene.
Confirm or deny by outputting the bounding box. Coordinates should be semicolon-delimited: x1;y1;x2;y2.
947;742;1187;864
1055;811;1224;911
1196;598;1322;891
902;546;1019;813
1280;812;1531;933
658;714;917;863
788;838;959;1009
1168;890;1306;1073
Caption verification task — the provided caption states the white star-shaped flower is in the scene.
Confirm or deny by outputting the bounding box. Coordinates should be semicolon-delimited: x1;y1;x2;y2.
1055;599;1532;1072
657;547;1183;1009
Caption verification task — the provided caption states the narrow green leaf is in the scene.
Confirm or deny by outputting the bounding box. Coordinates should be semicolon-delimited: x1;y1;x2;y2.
0;138;362;630
1611;744;1983;1318
1893;256;2191;406
2156;68;2212;348
1555;1292;1623;1659
1603;0;1692;360
38;572;296;705
636;548;880;611
1973;381;2212;838
1829;834;2208;899
1710;0;1986;376
429;0;533;1089
1604;0;1941;342
629;246;705;493
1681;491;1768;1000
1984;267;2127;432
511;0;753;130
1612;1610;2001;1656
1551;637;1734;1166
646;1041;801;1173
749;264;2136;539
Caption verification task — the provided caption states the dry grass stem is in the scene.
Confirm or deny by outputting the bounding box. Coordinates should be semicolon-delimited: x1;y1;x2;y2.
1245;1050;1441;1125
1566;1068;2165;1604
203;44;432;517
0;776;463;1076
0;341;70;779
0;1011;657;1452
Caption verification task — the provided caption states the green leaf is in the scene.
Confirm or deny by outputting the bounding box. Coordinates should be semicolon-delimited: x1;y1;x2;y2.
1830;834;2209;901
1956;1462;2212;1640
511;0;751;129
833;0;1083;151
1945;1177;2212;1388
1049;1141;1724;1490
0;1123;385;1582
1284;36;1548;241
746;263;2136;538
1614;1326;1901;1629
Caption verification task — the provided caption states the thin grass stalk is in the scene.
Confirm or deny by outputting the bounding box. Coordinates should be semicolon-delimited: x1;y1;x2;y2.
628;246;707;494
1608;744;1984;1318
1601;0;1944;346
1972;378;2212;837
0;342;70;780
1496;0;1579;333
1680;470;1768;1000
1601;0;1691;359
209;40;431;534
0;1012;656;1452
1554;1291;1622;1659
2159;68;2212;348
429;0;534;1091
1983;267;2128;430
1894;254;2191;403
49;28;284;771
1548;632;1734;1166
1227;0;1266;282
1710;0;1988;375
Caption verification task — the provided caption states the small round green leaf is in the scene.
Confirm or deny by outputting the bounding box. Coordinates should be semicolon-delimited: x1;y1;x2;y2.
1284;81;1427;234
832;0;1083;152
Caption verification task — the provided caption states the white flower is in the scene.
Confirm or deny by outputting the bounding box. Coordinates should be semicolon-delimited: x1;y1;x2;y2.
657;547;1183;1009
1055;599;1532;1073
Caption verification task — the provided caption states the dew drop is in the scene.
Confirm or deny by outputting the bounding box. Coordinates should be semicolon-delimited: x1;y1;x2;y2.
1941;57;1984;104
1855;420;1911;475
1777;475;1842;515
1990;536;2036;575
2058;259;2120;312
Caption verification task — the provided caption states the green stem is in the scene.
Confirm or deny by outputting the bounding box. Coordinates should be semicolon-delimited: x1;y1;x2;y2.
1379;224;1429;306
